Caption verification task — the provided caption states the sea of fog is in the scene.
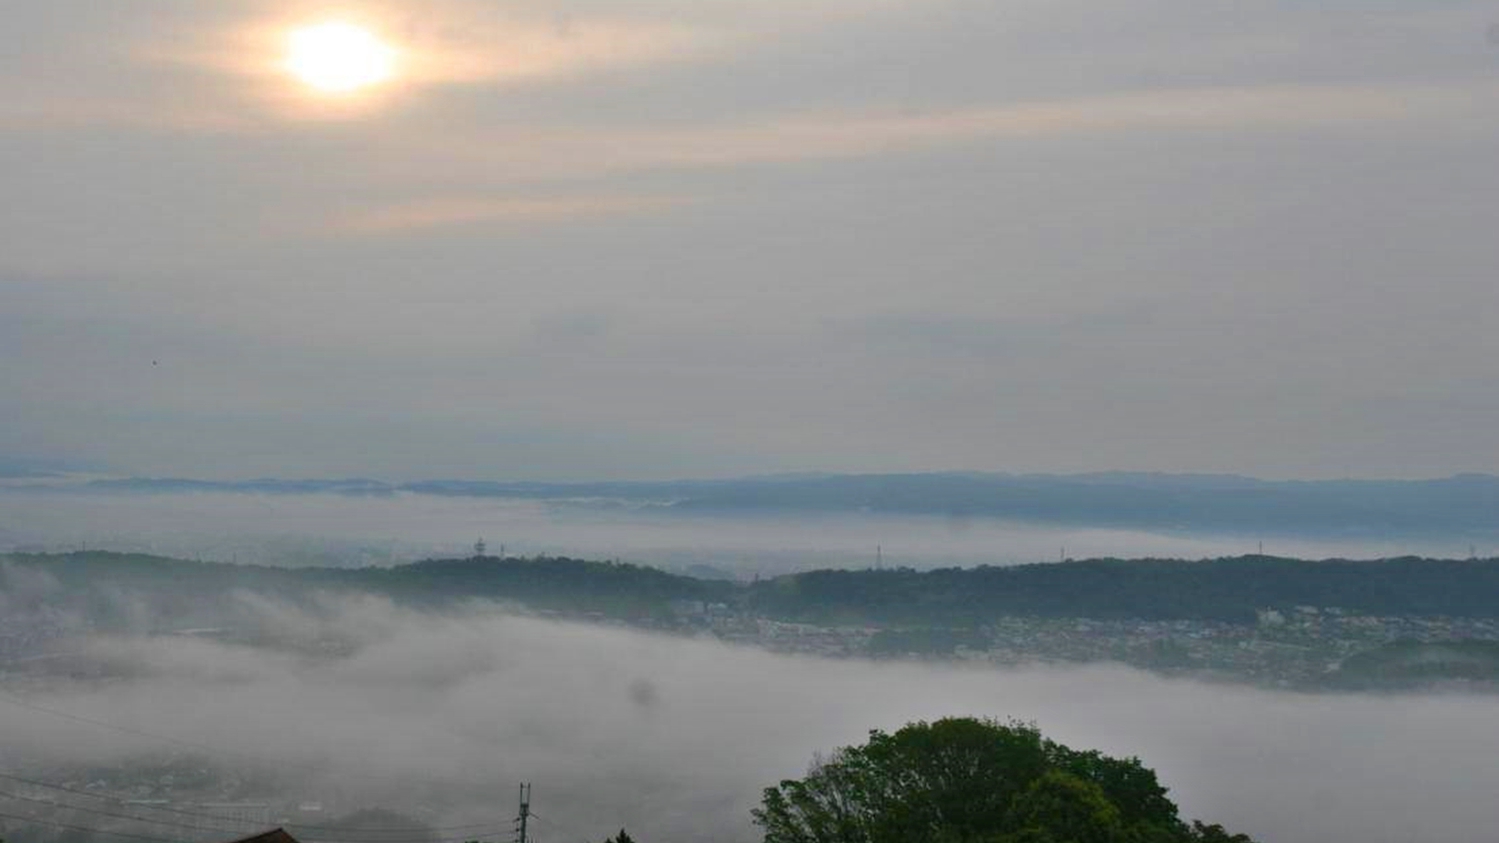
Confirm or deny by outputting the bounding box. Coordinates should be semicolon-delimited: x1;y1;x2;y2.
0;489;1478;574
2;593;1497;843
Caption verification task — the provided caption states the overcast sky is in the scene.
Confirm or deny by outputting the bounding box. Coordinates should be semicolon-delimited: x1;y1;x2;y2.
3;0;1497;481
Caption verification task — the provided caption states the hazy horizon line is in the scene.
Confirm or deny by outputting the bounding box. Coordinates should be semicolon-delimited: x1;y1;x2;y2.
8;465;1499;487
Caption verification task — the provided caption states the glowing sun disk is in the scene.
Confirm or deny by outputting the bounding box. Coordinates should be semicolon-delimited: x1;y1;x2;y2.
286;22;396;93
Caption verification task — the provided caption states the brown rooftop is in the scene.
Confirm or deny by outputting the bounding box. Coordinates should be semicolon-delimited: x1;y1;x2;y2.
219;828;303;843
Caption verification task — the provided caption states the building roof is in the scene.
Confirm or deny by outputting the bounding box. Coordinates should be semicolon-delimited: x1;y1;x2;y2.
219;828;303;843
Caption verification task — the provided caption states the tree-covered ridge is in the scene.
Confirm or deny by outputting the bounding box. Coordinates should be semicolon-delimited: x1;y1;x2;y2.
8;551;1499;628
0;551;731;628
369;554;731;609
747;556;1499;624
754;718;1254;843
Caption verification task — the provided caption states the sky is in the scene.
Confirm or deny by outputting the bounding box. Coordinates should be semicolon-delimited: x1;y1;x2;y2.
2;0;1498;481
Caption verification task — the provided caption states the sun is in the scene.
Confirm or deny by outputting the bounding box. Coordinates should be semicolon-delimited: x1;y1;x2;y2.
285;21;397;94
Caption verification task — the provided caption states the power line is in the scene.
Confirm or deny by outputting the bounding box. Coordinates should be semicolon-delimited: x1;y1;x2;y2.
0;787;232;836
291;823;508;838
0;690;256;762
285;814;503;834
0;694;522;840
284;816;510;843
0;772;503;840
294;828;508;843
0;806;499;843
0;789;503;843
0;689;515;814
0;771;246;824
0;807;189;843
0;771;261;829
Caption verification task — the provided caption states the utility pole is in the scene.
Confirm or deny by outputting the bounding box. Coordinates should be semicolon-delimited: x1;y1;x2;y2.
514;782;531;843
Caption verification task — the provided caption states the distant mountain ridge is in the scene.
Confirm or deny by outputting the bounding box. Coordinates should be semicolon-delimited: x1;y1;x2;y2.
8;550;1499;627
59;471;1499;536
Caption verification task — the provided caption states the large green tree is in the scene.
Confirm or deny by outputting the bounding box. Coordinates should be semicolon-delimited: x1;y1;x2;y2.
752;717;1253;843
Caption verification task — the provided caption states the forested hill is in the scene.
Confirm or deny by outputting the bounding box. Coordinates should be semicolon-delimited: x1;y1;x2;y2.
747;557;1499;624
6;552;1499;626
0;552;732;627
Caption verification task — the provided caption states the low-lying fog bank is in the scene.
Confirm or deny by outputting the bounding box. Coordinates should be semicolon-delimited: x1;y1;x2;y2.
0;489;1475;575
3;592;1498;843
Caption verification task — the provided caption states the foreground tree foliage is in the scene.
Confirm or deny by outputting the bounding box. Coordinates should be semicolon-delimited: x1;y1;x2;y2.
753;718;1255;843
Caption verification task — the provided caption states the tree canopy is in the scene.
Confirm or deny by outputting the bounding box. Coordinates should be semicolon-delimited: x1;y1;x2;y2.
753;717;1254;843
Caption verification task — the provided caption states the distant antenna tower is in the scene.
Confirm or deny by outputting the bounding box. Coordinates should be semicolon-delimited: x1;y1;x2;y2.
876;544;883;569
475;537;487;558
514;783;532;843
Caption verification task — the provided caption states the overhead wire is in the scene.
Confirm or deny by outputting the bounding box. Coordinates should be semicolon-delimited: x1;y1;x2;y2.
0;808;189;843
0;773;505;842
0;804;504;843
0;691;514;836
0;770;503;839
0;770;256;827
0;689;267;763
0;690;409;788
0;787;239;835
0;788;505;843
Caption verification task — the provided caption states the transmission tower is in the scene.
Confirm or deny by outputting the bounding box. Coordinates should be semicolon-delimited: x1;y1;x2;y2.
514;782;532;843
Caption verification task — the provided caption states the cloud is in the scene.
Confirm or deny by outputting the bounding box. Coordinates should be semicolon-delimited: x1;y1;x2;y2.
418;79;1497;181
5;590;1499;842
0;97;266;134
322;194;691;235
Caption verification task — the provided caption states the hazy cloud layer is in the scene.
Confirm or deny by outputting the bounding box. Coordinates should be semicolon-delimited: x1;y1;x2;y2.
0;489;1478;573
6;591;1499;842
2;0;1497;479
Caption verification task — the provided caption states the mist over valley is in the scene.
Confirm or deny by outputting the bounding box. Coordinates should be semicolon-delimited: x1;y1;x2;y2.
5;574;1499;843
